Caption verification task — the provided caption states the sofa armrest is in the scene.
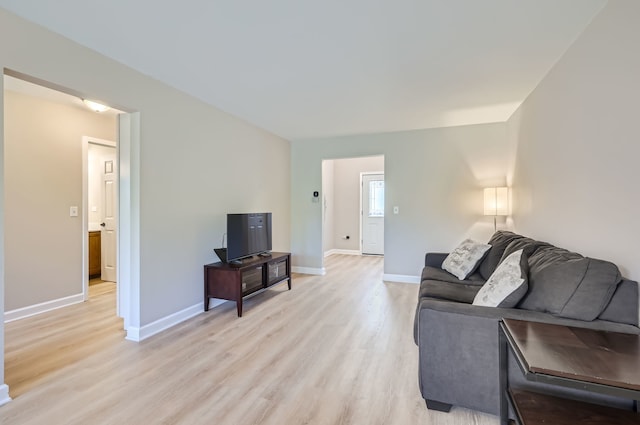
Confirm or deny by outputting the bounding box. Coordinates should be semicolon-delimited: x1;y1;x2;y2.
425;252;448;268
417;299;505;415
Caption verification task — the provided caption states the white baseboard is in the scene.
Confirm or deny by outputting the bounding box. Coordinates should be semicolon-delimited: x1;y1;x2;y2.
125;327;141;342
125;301;220;342
0;384;10;407
324;249;361;257
4;293;84;323
382;274;420;284
291;266;326;276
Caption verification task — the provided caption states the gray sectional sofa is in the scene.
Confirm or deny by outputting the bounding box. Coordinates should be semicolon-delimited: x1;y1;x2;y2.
414;231;640;415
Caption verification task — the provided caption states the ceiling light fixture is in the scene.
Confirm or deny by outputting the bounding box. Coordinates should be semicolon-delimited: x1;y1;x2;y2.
82;99;110;113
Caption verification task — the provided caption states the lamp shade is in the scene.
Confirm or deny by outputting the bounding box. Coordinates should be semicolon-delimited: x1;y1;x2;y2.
484;187;509;216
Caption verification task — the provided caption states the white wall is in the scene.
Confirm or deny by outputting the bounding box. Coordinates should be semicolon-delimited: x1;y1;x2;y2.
0;7;291;395
508;0;640;282
292;123;509;277
331;156;384;252
4;89;116;312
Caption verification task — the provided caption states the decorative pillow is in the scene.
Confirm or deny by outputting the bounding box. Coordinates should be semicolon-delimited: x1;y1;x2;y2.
442;239;491;280
473;249;529;308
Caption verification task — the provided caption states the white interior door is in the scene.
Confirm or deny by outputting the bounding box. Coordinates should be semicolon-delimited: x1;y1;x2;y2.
362;173;384;255
101;152;117;282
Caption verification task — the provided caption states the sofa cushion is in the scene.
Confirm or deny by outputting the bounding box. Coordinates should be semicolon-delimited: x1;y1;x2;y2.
419;280;483;304
598;279;639;326
519;245;585;315
499;237;551;262
473;249;529;308
528;245;582;272
478;231;524;280
421;266;485;286
559;258;622;320
519;254;622;321
442;239;491;280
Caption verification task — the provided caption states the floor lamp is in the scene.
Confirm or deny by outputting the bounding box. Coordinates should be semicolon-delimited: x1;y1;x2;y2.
484;187;509;232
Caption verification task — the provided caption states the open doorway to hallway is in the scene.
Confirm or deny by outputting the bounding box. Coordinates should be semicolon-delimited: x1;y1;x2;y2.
3;74;121;319
321;155;385;264
85;138;118;297
2;73;124;399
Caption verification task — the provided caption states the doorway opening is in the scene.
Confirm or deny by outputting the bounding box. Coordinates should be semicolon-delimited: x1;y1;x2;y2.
321;155;385;265
2;70;138;332
3;74;123;319
83;137;118;302
2;71;139;400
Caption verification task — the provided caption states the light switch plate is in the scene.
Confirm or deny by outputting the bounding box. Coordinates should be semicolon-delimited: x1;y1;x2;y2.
70;206;78;217
393;206;399;214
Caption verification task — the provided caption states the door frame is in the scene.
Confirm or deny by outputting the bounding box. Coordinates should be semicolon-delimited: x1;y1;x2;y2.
359;171;385;255
82;136;117;302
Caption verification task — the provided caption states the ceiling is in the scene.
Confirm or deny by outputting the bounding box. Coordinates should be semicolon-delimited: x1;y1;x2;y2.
0;0;606;140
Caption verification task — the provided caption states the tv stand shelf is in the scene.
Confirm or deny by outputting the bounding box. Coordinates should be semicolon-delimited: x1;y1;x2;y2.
204;252;291;317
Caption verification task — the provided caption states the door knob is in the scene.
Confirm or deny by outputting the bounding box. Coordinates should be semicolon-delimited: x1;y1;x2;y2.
100;222;106;227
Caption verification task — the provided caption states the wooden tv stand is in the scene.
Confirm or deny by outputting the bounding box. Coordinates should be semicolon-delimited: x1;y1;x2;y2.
204;252;291;317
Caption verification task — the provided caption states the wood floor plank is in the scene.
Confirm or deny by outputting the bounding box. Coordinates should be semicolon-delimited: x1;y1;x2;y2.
1;255;498;425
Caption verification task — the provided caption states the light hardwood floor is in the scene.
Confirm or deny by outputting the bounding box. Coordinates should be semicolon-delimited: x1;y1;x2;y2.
2;255;498;425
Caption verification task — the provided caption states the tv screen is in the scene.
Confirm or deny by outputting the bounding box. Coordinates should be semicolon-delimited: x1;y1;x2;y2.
227;213;272;262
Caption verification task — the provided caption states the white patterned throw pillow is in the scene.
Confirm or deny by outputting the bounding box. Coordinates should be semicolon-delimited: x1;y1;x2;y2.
473;249;528;308
442;239;492;280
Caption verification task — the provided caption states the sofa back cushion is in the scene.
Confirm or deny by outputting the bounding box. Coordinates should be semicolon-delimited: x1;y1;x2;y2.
518;246;622;321
598;279;639;326
527;245;582;271
478;231;524;280
500;237;551;262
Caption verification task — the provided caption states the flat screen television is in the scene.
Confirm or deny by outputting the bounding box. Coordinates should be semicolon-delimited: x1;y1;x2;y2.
226;212;272;263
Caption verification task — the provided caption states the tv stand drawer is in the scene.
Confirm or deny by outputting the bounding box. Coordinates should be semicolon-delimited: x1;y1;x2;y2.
241;266;263;294
268;259;288;284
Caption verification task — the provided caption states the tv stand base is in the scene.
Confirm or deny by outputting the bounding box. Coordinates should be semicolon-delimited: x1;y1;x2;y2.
204;252;291;317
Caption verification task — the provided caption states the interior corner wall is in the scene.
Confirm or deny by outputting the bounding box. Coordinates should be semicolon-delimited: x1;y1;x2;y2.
507;0;640;282
0;8;291;332
292;123;509;277
4;90;116;311
332;155;384;252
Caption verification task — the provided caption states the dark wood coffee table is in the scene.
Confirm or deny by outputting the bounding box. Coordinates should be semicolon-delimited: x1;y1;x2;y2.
499;318;640;425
